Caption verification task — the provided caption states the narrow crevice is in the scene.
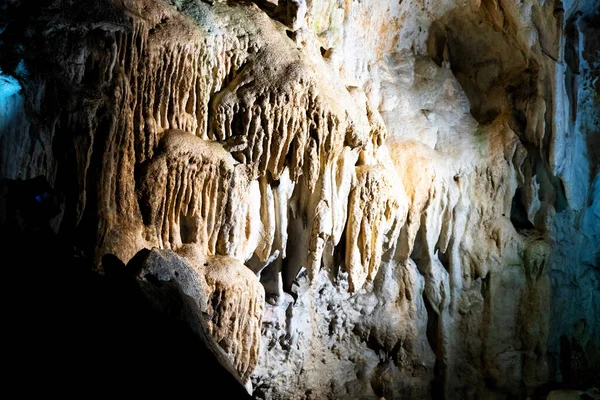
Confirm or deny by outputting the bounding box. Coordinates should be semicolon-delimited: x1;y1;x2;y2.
424;293;445;400
179;212;197;244
259;259;281;299
510;187;535;232
438;248;450;273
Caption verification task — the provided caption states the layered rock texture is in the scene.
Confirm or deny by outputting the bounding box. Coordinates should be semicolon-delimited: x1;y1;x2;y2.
1;0;598;398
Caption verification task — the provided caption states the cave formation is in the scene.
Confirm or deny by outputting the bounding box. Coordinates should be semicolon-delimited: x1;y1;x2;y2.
0;0;599;398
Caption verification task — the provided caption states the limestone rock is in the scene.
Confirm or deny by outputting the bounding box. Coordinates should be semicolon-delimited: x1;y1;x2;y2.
1;0;598;398
137;246;264;385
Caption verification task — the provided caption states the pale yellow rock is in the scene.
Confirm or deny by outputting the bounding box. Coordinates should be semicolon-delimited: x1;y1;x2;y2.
178;245;265;382
346;164;405;292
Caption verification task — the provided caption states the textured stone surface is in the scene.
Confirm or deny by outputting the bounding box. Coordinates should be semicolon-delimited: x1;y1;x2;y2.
0;0;598;398
136;246;263;385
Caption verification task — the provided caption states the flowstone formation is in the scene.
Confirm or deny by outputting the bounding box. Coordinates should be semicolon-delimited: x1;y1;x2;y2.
1;0;598;398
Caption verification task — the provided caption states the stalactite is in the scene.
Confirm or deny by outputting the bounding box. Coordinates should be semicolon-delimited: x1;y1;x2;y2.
345;164;405;292
138;129;236;253
2;0;598;398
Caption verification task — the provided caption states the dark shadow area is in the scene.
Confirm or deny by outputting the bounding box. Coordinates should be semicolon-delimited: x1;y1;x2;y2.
579;12;600;183
426;4;533;125
0;177;251;397
560;335;596;390
179;212;199;244
510;188;535;232
423;293;445;400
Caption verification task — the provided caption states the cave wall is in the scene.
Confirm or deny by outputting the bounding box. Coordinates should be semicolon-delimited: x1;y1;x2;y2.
0;0;598;398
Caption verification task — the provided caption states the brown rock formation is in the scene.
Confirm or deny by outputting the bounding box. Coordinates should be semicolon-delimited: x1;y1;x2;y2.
1;0;598;398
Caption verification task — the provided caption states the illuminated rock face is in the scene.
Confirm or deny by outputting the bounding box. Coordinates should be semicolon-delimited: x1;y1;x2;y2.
1;0;598;398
